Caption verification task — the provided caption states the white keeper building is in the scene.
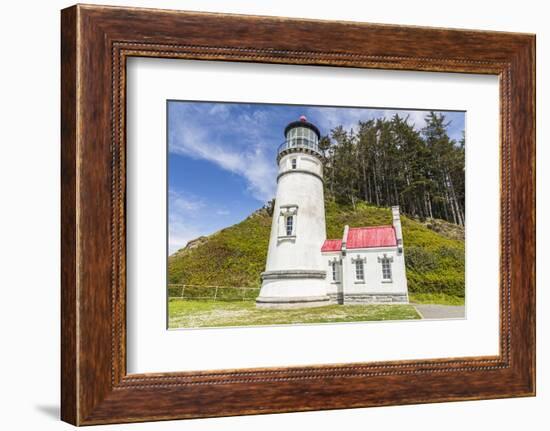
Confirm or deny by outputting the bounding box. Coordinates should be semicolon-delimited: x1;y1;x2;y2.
256;116;409;308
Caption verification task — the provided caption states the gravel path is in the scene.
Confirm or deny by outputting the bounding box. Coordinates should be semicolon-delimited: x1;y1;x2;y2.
413;304;465;320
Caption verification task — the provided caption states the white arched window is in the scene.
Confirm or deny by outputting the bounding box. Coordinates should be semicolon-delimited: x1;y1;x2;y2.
382;258;392;280
378;254;394;282
278;205;298;239
355;260;365;281
328;258;341;283
286;215;293;236
352;255;366;283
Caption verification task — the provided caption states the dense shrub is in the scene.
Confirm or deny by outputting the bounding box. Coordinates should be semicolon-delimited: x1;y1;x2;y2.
405;246;438;272
437;245;465;271
407;271;464;297
167;285;183;298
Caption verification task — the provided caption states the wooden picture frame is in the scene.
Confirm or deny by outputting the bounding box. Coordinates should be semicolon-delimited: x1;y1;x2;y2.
61;4;535;425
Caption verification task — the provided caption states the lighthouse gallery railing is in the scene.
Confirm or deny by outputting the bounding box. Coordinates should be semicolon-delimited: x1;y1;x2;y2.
277;137;322;157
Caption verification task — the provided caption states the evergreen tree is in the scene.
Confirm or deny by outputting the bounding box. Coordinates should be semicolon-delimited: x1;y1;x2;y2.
322;112;465;225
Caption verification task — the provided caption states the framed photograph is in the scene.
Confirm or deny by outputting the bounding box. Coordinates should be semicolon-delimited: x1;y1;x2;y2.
61;4;535;425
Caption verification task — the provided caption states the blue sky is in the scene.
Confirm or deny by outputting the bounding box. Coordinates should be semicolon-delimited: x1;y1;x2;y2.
168;101;465;254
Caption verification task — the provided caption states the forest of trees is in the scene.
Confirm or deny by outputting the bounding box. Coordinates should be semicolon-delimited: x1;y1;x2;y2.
318;112;465;226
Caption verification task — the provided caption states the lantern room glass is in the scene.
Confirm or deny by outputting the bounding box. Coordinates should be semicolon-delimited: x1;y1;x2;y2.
280;126;320;156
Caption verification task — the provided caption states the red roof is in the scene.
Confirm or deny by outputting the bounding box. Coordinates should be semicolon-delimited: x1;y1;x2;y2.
347;226;397;249
321;226;397;252
321;239;342;252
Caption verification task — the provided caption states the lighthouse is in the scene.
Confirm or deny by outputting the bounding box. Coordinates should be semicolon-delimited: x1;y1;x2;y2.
256;116;330;308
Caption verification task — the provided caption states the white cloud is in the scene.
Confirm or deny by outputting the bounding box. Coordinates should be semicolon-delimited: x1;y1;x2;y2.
167;103;280;253
208;103;230;118
168;221;201;255
169;189;204;213
169;116;277;202
306;107;364;135
307;106;432;136
168;190;205;253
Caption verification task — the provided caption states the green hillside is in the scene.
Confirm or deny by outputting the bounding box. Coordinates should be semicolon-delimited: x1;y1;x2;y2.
168;199;465;301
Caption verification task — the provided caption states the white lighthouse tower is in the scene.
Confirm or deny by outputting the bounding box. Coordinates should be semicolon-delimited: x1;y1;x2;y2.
256;116;329;308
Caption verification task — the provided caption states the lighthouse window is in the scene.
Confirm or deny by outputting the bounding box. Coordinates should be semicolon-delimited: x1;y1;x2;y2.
381;258;393;281
278;205;298;239
331;261;338;282
286;216;294;236
291;158;297;169
355;260;365;281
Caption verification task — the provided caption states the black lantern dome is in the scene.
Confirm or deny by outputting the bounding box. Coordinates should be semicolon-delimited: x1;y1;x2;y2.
284;115;321;140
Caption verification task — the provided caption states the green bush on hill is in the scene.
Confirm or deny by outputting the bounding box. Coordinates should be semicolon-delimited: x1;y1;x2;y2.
405;246;438;272
167;285;183;298
168;211;271;286
168;198;465;300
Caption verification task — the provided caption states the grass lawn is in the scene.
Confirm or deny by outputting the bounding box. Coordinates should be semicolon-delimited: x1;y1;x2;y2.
409;292;465;306
169;299;421;329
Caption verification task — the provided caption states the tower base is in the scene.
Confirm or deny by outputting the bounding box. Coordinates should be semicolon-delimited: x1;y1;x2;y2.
256;269;329;309
256;295;330;309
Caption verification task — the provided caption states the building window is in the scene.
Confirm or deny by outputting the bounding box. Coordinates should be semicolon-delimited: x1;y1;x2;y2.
381;257;392;281
286;215;294;236
355;259;365;281
291;158;297;169
331;261;338;282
